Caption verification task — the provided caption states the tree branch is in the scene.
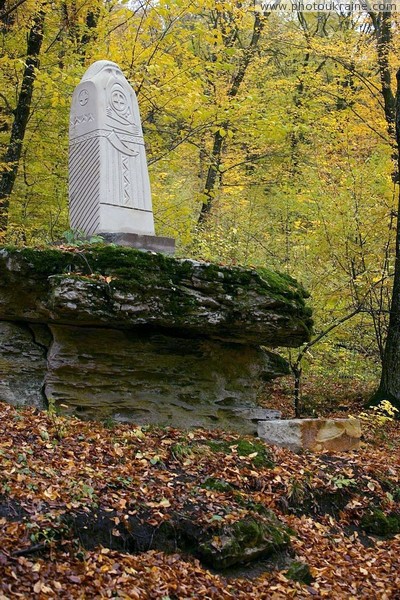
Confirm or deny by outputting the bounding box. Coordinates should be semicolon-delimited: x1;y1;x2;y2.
0;0;27;21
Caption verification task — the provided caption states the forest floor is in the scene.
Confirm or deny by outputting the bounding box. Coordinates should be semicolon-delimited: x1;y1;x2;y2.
263;373;376;420
0;377;399;599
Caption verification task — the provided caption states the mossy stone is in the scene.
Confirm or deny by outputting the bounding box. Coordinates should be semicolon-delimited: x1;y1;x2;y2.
0;245;312;430
285;560;314;585
361;508;400;536
0;245;312;347
197;514;291;569
1;246;308;307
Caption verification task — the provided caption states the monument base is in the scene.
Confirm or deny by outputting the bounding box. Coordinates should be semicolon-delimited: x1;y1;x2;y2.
100;232;175;255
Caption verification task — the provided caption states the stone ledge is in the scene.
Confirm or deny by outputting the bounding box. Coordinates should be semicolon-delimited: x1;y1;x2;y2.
0;246;312;346
100;232;175;255
257;418;361;452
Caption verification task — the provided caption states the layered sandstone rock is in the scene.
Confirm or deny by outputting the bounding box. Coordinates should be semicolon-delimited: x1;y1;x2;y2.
0;245;312;432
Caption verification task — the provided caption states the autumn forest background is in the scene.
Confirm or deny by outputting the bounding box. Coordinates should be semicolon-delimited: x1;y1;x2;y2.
4;4;400;596
1;1;400;407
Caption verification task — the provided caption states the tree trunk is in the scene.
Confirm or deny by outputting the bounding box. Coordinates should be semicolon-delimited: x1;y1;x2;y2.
0;8;45;232
372;68;400;409
374;11;396;140
292;364;302;418
197;12;266;224
368;10;397;180
198;128;225;222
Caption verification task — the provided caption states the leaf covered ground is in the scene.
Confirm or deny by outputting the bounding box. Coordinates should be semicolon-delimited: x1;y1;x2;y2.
0;401;400;599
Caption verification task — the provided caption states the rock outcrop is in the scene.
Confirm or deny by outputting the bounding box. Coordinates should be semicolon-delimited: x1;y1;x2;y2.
0;321;47;408
0;245;312;431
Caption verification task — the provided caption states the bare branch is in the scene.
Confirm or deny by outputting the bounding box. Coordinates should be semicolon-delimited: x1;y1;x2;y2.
0;0;27;21
0;92;13;114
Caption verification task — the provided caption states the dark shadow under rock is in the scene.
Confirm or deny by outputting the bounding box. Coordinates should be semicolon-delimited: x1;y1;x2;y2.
0;495;29;521
63;507;291;571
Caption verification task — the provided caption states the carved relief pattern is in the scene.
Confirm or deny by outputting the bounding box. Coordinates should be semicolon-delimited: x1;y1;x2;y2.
109;83;132;124
70;113;94;128
70;130;107;146
111;88;127;112
69;136;100;235
122;157;131;206
101;81;138;209
78;89;89;106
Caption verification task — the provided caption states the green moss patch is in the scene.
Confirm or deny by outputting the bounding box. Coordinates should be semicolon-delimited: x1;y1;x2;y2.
256;267;309;304
2;245;310;308
198;514;291;569
361;508;400;537
201;477;234;493
285;561;314;584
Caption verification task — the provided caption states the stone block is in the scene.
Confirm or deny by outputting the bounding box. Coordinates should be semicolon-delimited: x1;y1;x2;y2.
257;418;361;452
100;232;175;255
0;246;312;347
0;246;312;432
69;60;155;237
44;325;286;433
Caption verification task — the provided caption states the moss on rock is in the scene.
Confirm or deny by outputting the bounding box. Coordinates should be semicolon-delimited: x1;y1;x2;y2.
1;245;309;305
197;514;291;569
361;508;400;536
0;245;312;347
256;267;310;303
285;560;314;584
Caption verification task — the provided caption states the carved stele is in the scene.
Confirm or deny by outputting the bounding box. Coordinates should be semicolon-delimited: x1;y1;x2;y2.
69;60;155;237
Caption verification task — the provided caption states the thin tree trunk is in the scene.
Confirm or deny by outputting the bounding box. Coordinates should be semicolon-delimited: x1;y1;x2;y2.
199;129;225;223
293;365;302;418
291;305;363;416
80;8;99;49
372;68;400;409
0;8;45;232
374;11;396;137
198;12;266;224
369;10;397;179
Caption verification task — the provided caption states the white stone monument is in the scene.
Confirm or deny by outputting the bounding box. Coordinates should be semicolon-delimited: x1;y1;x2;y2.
69;60;174;253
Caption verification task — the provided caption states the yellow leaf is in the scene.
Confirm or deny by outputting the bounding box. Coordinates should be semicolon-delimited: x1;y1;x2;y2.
247;452;258;459
33;581;42;594
158;498;171;507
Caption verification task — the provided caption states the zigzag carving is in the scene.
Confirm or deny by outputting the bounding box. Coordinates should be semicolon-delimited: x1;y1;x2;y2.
70;113;94;127
122;156;131;206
